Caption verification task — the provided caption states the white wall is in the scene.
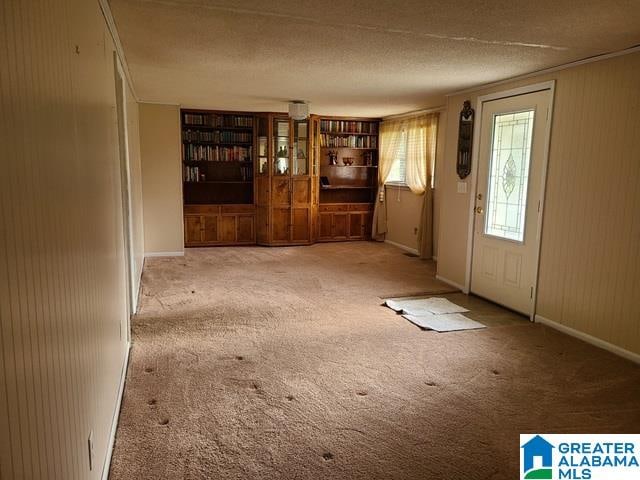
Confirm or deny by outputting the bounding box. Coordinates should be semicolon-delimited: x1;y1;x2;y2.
0;0;142;478
139;103;184;255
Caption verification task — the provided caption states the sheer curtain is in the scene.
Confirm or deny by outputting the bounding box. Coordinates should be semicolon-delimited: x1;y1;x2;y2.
373;114;438;253
405;113;439;258
372;119;403;240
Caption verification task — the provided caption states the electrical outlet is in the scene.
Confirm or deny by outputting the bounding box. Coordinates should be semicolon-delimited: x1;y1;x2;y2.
88;430;94;471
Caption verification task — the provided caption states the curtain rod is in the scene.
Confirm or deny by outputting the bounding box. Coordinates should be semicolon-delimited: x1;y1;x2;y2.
383;105;446;121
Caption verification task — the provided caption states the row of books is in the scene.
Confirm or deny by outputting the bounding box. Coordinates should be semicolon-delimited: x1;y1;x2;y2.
182;165;253;182
182;129;252;143
319;134;378;149
183;166;203;182
183;113;253;128
182;144;252;162
320;120;378;134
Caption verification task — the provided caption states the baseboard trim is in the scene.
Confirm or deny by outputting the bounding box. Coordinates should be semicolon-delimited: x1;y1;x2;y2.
101;342;130;480
384;239;419;256
535;315;640;365
435;274;465;292
144;251;184;258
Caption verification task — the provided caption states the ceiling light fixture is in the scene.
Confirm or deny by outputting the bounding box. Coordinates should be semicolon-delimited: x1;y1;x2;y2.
288;100;309;121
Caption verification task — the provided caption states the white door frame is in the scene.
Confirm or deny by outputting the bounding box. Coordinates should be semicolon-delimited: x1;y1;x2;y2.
114;54;137;325
463;80;556;321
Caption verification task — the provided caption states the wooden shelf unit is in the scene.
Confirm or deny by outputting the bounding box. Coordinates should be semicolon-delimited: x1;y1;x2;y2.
181;109;256;246
314;116;380;241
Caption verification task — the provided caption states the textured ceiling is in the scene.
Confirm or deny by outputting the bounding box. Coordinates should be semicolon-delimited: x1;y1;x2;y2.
109;0;640;116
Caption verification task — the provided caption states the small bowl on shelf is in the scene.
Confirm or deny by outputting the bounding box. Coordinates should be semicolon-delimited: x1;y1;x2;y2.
342;157;355;166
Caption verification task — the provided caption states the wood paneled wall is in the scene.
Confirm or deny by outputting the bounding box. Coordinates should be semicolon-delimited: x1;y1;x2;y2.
0;0;140;478
535;55;640;353
437;52;640;355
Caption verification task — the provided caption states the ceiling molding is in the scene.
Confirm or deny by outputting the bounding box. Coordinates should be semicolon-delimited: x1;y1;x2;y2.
98;0;138;101
446;44;640;97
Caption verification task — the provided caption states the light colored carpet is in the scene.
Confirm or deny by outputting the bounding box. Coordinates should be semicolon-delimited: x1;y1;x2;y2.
109;242;640;480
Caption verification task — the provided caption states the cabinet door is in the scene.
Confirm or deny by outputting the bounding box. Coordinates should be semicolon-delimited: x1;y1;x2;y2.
332;213;348;239
363;212;373;239
291;208;310;243
185;215;203;245
256;206;269;244
237;215;254;243
219;216;236;243
291;177;311;243
319;213;332;240
272;177;290;206
348;212;364;239
202;214;218;243
272;208;290;242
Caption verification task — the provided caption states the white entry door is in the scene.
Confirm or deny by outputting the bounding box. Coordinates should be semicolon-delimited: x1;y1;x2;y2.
470;90;551;315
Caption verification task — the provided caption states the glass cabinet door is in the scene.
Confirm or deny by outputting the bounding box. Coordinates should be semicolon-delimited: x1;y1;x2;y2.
273;117;290;176
257;116;268;175
293;120;308;176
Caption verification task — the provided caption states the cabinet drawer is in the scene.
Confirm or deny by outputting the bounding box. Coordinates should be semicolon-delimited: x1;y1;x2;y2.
319;204;349;212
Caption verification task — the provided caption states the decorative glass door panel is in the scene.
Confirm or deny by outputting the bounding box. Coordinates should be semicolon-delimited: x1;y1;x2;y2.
257;116;268;175
484;110;535;242
273;118;290;176
293;120;308;175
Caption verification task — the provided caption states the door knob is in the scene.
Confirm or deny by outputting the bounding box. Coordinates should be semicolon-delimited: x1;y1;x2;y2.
475;206;484;214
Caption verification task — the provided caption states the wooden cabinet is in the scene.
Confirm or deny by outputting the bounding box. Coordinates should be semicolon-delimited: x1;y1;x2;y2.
255;114;316;245
318;203;373;241
184;205;255;246
181;112;378;248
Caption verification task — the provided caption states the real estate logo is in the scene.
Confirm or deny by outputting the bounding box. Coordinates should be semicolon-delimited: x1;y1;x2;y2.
521;435;554;479
520;434;640;480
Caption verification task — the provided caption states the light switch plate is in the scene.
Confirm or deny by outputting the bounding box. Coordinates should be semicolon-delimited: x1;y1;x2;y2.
457;181;468;194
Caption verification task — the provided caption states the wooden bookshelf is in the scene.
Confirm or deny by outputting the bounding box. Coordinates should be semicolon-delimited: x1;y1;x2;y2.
181;109;256;246
315;116;379;241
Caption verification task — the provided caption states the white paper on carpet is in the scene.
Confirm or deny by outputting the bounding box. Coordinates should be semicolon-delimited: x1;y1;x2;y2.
384;297;469;315
402;313;486;332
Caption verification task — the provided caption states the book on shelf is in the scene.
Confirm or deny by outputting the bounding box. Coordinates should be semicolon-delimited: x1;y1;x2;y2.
183;165;203;182
183;164;253;182
182;129;252;143
182;144;252;162
320;120;378;134
319;133;377;149
183;113;253;128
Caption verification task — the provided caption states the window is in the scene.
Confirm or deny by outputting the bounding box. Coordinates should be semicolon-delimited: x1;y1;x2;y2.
484;110;535;242
386;130;407;185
